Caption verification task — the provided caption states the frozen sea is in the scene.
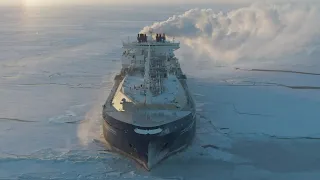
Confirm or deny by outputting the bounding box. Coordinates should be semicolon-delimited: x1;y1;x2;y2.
1;3;320;180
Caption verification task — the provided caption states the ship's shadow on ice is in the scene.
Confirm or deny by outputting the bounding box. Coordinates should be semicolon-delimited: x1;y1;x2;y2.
139;77;320;179
147;139;320;180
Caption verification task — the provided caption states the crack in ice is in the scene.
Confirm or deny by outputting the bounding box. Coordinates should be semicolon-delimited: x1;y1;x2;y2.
235;68;320;76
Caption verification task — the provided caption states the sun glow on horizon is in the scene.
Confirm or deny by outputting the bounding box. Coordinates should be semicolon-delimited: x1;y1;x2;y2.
23;0;42;6
22;0;85;6
23;0;53;6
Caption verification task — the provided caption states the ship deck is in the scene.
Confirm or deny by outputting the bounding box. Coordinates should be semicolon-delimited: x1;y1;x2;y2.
103;73;195;127
122;74;183;105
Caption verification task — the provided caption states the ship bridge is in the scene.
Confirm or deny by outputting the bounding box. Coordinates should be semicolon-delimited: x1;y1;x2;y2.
122;33;180;55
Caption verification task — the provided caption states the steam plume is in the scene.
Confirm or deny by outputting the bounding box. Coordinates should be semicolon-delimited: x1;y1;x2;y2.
140;2;320;64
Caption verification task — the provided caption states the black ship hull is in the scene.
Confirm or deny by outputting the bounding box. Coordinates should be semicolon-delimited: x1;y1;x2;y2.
102;111;196;170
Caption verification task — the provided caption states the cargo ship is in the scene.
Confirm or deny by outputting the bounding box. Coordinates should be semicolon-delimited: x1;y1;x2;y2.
102;32;196;170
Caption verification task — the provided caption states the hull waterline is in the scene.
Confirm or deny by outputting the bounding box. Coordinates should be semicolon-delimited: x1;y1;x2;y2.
102;112;196;170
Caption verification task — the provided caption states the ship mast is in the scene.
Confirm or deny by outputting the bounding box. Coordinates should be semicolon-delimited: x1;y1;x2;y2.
144;42;152;104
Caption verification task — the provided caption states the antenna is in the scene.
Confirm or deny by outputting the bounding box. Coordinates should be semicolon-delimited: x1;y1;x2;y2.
147;28;153;42
148;28;153;34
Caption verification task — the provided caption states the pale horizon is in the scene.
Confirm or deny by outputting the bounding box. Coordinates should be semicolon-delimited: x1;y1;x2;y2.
1;0;318;6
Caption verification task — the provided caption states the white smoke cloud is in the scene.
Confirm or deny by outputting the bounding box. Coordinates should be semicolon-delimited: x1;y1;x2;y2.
140;2;320;65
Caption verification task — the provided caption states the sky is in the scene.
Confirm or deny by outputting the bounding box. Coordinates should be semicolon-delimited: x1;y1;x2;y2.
0;0;318;6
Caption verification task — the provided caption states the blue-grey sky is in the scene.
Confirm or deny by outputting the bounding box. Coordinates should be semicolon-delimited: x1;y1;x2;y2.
0;0;317;6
